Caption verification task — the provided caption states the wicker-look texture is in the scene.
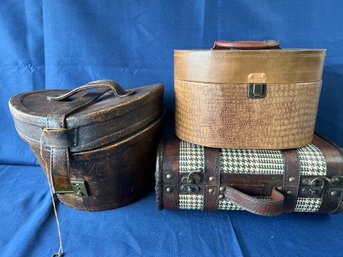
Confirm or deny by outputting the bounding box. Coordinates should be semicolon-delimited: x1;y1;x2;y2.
175;80;322;149
174;49;326;149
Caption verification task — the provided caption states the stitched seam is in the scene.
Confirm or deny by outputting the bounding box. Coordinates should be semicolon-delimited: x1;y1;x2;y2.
175;80;322;86
65;149;69;179
174;53;325;58
51;148;54;178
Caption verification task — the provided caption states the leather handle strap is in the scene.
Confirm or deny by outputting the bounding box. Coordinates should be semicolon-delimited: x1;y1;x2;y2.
47;80;135;101
224;186;285;216
46;91;107;194
212;40;280;50
45;80;134;194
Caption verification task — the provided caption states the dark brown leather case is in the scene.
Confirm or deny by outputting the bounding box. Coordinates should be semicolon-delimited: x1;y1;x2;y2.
9;80;164;211
156;134;343;215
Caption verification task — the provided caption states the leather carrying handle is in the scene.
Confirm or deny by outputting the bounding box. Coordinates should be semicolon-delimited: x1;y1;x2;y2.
212;40;280;50
45;80;134;195
47;80;135;101
224;186;285;216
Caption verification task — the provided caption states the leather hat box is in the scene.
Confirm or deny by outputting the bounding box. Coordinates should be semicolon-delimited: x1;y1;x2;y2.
174;40;326;149
156;134;343;215
9;80;164;211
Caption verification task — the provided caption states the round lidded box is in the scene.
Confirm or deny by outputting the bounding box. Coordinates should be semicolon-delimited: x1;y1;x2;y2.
9;80;164;210
174;40;326;149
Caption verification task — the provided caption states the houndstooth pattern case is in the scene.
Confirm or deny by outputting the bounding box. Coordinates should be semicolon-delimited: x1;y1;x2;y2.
179;140;204;173
178;142;326;212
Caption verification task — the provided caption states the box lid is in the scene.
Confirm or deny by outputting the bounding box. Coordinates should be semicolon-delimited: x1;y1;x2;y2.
9;80;163;152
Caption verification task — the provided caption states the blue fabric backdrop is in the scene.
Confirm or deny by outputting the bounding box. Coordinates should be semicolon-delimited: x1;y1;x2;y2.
1;1;343;257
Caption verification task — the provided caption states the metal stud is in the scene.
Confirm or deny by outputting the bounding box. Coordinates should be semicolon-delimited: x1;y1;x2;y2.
330;190;338;197
166;187;173;193
333;177;340;183
208;188;214;194
209;176;215;182
287;191;292;195
166;173;173;180
288;177;295;183
218;194;224;200
277;186;283;191
219;187;225;192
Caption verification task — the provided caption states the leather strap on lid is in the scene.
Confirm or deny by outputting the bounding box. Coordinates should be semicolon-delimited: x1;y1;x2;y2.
212;40;280;50
44;80;134;195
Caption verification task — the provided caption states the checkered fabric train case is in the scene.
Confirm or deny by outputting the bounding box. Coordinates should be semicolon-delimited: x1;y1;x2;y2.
156;134;343;214
178;141;325;212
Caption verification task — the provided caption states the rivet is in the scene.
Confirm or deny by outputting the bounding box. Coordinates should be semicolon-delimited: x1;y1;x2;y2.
333;177;340;183
288;177;295;183
166;173;173;180
218;194;224;200
277;186;283;191
209;176;215;182
219;187;225;192
330;190;338;197
287;191;292;195
166;187;173;193
208;188;214;194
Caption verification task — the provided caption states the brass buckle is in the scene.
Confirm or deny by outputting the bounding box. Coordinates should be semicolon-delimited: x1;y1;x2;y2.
71;180;88;197
53;185;74;194
53;180;88;197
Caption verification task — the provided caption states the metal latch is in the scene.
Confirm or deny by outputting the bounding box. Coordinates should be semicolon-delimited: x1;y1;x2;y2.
71;180;88;197
299;177;324;197
53;185;74;195
299;176;343;198
180;171;203;193
248;83;267;99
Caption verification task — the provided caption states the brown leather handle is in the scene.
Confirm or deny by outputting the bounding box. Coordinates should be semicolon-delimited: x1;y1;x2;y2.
47;80;135;101
224;186;285;216
45;80;134;195
212;40;280;50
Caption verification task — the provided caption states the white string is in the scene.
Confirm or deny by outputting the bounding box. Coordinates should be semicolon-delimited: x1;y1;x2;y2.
40;128;64;257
